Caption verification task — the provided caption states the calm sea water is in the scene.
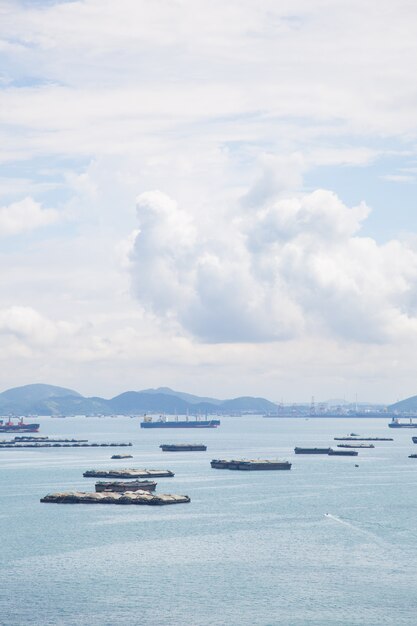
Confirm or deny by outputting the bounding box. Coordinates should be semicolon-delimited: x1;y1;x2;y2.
1;416;417;626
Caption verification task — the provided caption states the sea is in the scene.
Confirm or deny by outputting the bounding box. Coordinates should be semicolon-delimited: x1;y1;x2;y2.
1;415;417;626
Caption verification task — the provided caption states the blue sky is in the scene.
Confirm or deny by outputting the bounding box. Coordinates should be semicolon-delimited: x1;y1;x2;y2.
1;0;417;403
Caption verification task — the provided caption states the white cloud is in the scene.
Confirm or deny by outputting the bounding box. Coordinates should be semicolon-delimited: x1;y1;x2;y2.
0;306;75;347
0;0;417;168
381;174;416;183
129;183;417;344
0;197;59;236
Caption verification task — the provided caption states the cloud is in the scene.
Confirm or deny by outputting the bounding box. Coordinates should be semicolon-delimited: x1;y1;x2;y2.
381;174;416;183
0;306;75;347
0;197;59;236
129;182;417;344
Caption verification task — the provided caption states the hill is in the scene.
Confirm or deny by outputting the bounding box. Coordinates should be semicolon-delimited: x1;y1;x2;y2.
0;384;278;415
389;395;417;412
0;384;81;415
141;387;223;406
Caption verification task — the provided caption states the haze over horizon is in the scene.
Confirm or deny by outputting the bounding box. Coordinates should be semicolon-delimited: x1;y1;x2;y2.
1;1;417;403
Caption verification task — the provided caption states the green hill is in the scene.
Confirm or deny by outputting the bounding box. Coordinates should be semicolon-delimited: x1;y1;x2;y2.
389;395;417;412
0;384;81;414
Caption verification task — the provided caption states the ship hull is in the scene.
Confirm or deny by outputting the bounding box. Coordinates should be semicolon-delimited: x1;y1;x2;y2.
294;447;330;454
0;423;39;433
141;420;220;428
160;444;207;451
211;459;291;470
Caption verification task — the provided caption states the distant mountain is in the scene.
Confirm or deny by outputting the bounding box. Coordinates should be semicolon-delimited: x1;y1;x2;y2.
220;396;278;412
389;395;417;412
141;387;223;406
0;383;278;415
0;384;81;415
109;391;190;414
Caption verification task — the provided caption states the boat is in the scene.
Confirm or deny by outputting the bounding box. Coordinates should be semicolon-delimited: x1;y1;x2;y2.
0;417;39;433
328;449;358;456
412;437;417;444
294;447;330;454
95;480;157;492
41;491;190;505
83;469;175;479
160;444;207;451
388;417;417;428
210;459;292;470
334;436;393;441
337;443;374;449
141;415;220;428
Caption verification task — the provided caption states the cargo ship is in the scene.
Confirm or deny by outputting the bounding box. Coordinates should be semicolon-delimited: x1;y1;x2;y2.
294;447;330;454
141;415;220;428
160;444;207;451
210;459;291;470
0;417;39;433
389;417;417;428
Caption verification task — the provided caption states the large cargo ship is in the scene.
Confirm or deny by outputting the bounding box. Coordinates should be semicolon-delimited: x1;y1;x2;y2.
388;417;417;428
0;418;39;433
141;416;220;428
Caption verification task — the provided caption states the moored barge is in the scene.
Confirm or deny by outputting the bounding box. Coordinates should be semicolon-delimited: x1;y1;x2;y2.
160;444;207;451
328;449;358;456
334;437;393;441
337;443;374;449
83;469;174;479
95;480;156;492
294;447;330;454
210;459;292;470
41;491;190;505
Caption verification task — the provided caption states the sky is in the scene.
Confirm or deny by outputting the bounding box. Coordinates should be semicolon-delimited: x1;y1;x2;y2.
1;0;417;403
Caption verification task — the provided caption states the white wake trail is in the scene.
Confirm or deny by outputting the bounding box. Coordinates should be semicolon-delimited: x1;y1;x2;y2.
324;513;386;545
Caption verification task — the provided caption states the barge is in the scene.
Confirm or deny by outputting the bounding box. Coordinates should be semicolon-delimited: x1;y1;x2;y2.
294;447;330;454
0;442;132;448
41;491;190;505
328;449;358;456
83;469;174;479
160;444;207;451
210;459;292;470
334;437;393;441
95;480;156;492
337;443;374;449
